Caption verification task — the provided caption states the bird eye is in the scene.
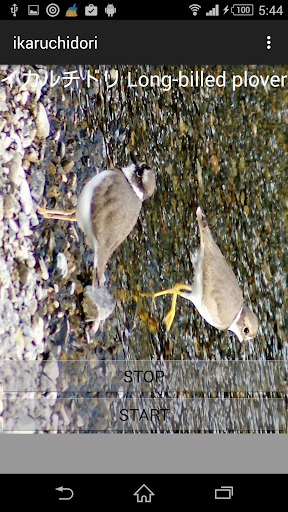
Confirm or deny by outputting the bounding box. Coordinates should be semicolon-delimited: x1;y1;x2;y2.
136;164;150;178
244;327;249;334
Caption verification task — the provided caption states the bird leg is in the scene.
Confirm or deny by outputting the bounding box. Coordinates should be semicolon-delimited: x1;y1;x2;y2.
162;290;178;332
37;206;77;222
92;268;97;290
141;283;192;332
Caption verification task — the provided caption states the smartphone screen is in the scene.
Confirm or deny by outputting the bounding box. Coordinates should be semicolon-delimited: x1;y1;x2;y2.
0;2;287;504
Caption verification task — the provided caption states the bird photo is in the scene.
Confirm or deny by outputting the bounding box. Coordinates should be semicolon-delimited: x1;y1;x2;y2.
1;63;286;436
37;153;156;331
146;207;258;343
38;153;155;285
76;153;155;288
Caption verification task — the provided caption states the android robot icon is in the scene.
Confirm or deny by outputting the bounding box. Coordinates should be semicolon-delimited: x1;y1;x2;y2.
105;4;116;17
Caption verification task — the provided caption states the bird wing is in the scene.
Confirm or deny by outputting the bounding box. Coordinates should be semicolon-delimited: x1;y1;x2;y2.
90;170;142;277
200;224;243;329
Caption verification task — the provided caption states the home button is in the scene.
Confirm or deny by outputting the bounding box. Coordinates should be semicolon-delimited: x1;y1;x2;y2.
133;484;155;503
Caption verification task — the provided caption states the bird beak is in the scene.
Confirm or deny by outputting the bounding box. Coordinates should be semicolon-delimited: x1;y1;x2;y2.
228;327;243;343
239;341;245;354
130;151;138;166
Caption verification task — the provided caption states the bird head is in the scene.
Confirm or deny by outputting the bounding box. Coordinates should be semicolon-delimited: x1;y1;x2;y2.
122;152;156;201
229;304;259;342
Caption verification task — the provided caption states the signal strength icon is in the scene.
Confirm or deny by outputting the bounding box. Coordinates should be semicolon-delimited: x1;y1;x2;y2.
189;4;201;16
206;4;219;16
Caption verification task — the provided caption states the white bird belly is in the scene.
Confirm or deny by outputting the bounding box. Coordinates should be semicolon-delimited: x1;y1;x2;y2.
76;170;113;250
188;246;224;329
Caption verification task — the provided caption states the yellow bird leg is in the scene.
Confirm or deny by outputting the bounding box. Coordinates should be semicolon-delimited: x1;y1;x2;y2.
142;283;192;299
172;283;193;292
163;283;193;331
37;206;77;222
163;290;178;331
140;288;176;299
140;283;192;332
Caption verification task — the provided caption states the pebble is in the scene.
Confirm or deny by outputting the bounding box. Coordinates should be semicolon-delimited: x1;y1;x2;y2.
10;127;24;155
0;195;3;221
83;285;116;337
18;211;32;236
0;149;13;164
0;257;11;289
42;358;59;382
26;255;36;268
83;285;116;323
26;148;39;163
19;90;29;106
39;256;49;280
62;159;74;173
0;119;7;132
19;179;33;215
4;194;17;219
32;316;44;346
56;253;68;279
30;168;45;201
1;134;12;150
10;153;25;187
35;102;50;139
15;245;29;261
8;218;19;233
35;285;44;301
0;89;8;112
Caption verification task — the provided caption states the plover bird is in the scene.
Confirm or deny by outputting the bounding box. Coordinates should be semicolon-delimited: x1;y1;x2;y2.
37;153;156;288
149;207;258;343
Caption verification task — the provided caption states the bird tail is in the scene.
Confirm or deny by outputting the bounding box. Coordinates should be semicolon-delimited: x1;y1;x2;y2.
196;206;208;229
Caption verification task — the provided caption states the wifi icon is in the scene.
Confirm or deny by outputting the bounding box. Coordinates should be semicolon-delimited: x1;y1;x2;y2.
189;4;201;16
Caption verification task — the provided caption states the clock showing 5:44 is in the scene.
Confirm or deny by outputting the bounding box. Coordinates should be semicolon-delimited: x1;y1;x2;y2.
259;5;283;15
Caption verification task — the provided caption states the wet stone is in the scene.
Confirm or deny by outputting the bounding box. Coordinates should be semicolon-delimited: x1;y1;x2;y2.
62;159;74;174
16;261;29;285
29;167;45;201
55;252;68;279
19;179;33;216
82;285;116;335
4;194;19;219
35;102;50;139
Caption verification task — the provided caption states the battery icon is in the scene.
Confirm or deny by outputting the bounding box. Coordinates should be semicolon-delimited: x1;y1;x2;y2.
231;4;254;15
